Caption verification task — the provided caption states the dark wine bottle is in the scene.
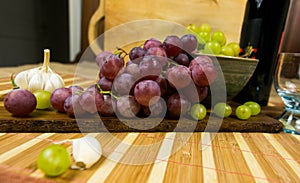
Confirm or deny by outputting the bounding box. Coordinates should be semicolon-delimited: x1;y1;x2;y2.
234;0;290;106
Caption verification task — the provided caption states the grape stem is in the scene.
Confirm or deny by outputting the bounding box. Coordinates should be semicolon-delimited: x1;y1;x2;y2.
114;47;128;59
96;84;119;100
10;74;20;90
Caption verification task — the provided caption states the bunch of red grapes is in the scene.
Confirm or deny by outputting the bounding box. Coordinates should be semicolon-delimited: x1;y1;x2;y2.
51;34;218;119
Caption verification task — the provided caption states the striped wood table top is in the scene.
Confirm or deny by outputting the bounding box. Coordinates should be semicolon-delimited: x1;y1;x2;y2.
0;132;299;182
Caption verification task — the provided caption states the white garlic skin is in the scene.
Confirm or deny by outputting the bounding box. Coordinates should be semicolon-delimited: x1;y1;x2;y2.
14;49;65;93
72;136;102;169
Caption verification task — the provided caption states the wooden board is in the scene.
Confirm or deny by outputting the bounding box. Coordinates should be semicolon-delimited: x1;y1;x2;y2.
0;105;283;133
0;132;299;182
0;69;283;133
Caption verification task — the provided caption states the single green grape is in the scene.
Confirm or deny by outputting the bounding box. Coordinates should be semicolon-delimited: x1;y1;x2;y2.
221;46;235;56
197;31;210;44
185;24;199;35
204;41;221;55
235;105;252;120
211;31;226;46
190;103;207;120
37;144;71;177
33;90;52;109
199;23;211;33
244;101;261;116
227;42;241;56
213;103;232;118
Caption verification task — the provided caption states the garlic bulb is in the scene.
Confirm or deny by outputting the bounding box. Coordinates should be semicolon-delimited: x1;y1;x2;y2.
56;136;102;170
14;49;65;93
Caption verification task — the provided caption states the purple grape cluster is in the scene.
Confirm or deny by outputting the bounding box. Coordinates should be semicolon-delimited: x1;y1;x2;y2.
51;34;218;119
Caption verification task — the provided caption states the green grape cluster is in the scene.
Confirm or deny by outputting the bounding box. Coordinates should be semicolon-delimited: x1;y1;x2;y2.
185;23;240;57
213;101;261;120
189;101;261;121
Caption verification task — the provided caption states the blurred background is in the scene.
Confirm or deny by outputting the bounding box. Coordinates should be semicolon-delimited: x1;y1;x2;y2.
0;0;85;66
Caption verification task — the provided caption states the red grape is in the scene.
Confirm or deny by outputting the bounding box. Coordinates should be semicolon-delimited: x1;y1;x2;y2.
181;34;198;53
155;76;168;97
98;95;116;117
191;63;217;87
98;77;113;91
163;35;183;57
129;47;145;64
134;80;161;106
79;90;104;114
96;51;113;68
143;38;162;50
139;56;163;77
50;88;72;112
69;85;84;94
100;54;124;80
145;46;167;66
112;73;136;96
166;65;192;89
124;62;141;79
180;84;208;103
189;55;213;70
4;89;37;117
116;95;140;118
64;94;86;117
174;53;190;66
167;93;191;119
142;98;166;117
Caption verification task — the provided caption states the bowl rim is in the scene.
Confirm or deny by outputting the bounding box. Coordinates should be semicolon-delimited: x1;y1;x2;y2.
193;53;259;63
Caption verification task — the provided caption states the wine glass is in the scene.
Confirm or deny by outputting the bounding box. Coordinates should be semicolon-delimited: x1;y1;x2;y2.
274;52;300;134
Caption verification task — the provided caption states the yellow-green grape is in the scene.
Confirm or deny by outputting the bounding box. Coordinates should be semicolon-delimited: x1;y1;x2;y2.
185;24;199;35
213;102;232;118
211;31;226;46
190;103;207;120
244;101;261;116
204;41;221;55
37;144;71;177
197;31;210;44
33;90;52;109
199;23;211;33
227;42;241;56
221;46;235;56
235;105;252;120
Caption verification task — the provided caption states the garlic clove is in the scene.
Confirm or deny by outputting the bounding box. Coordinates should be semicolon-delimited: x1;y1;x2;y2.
71;136;102;169
28;74;43;92
55;136;102;170
49;73;65;88
14;71;29;89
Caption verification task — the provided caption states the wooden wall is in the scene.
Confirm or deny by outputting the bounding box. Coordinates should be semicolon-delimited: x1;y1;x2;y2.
101;0;247;52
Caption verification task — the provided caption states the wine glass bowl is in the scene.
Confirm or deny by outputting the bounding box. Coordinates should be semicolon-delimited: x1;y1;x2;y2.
274;52;300;134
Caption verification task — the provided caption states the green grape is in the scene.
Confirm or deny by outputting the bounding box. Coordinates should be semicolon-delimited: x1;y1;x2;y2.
185;24;199;35
235;105;252;120
199;23;211;33
227;42;241;56
244;101;261;116
213;102;232;118
211;31;226;46
190;103;207;120
197;31;210;44
204;41;221;55
33;90;52;109
221;46;235;56
37;144;71;177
